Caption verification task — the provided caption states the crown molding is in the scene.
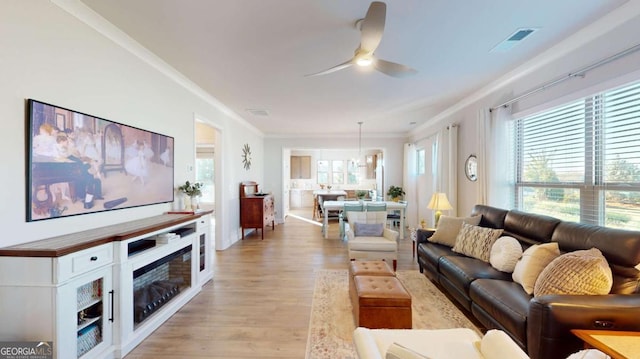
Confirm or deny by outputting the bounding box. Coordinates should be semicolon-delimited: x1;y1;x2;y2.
50;0;263;137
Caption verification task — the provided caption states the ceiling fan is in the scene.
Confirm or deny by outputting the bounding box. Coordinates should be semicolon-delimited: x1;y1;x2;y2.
306;1;417;78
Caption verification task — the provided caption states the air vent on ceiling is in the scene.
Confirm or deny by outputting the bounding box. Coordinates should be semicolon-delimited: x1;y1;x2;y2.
490;27;539;53
246;109;270;117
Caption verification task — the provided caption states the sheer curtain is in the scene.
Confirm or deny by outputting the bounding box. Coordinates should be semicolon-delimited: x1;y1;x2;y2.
403;143;417;228
477;106;514;208
435;124;458;217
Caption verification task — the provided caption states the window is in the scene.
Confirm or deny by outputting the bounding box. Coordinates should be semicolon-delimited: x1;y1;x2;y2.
332;160;345;184
317;159;356;185
417;148;425;175
317;160;329;184
513;81;640;230
347;160;358;184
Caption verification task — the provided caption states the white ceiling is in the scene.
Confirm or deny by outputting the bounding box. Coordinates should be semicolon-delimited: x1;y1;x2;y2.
80;0;628;137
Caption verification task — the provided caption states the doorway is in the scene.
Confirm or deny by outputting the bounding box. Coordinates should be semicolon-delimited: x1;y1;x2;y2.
194;120;220;250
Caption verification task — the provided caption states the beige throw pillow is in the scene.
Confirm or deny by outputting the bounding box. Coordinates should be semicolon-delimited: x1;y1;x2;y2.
452;223;504;262
428;215;482;247
512;242;561;295
489;236;523;273
534;248;613;297
480;330;530;359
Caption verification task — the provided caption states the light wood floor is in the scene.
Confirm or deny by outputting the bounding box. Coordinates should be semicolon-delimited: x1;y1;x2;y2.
124;212;419;358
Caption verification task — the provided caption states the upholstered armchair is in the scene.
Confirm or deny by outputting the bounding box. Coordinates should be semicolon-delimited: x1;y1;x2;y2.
346;211;399;271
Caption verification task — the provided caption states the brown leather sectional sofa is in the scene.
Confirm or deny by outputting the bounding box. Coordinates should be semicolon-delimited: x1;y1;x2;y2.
416;204;640;359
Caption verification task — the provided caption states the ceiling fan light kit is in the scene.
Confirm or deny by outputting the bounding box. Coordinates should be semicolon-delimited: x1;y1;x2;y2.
306;1;417;78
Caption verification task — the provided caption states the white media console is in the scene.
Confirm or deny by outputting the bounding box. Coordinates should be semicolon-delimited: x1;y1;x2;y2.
0;212;213;359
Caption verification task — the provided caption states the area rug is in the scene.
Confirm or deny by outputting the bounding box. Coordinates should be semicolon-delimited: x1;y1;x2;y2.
304;269;480;359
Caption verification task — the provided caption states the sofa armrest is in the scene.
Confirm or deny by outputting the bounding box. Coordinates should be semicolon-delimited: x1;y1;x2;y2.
383;228;399;241
416;228;435;246
353;328;384;359
346;228;355;242
528;294;640;359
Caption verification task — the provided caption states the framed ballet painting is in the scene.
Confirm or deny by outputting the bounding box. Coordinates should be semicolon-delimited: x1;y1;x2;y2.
27;99;175;221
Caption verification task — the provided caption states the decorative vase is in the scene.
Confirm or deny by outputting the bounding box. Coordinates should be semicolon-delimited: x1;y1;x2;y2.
173;195;184;211
190;195;199;211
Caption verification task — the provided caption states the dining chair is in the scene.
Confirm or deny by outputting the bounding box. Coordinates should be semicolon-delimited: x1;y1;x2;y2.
340;202;364;239
386;200;407;228
366;202;387;212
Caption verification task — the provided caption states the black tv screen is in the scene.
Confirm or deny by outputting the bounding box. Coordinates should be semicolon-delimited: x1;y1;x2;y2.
27;99;174;221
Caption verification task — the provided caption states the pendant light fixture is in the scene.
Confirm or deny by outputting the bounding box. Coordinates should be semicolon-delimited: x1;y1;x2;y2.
352;121;366;168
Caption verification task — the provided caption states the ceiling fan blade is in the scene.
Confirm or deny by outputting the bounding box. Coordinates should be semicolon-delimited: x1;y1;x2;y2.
359;1;386;53
305;59;355;77
374;59;417;78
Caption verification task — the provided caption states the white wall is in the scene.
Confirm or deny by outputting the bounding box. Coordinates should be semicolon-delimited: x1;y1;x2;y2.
0;1;262;250
264;136;406;223
409;2;640;216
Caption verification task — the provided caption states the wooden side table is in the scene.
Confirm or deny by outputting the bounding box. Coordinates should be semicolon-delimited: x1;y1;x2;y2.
571;329;640;359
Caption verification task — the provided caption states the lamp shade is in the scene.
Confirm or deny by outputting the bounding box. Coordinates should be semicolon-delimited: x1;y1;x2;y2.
427;192;453;211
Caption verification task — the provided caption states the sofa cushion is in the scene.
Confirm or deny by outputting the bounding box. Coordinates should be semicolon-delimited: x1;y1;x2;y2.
355;222;384;237
470;279;531;346
551;221;640;268
534;248;613;297
452;224;504;262
489;236;523;273
470;205;508;229
349;236;397;252
610;263;640;294
428;215;481;247
439;256;512;296
503;210;561;246
512;242;561;295
419;242;463;270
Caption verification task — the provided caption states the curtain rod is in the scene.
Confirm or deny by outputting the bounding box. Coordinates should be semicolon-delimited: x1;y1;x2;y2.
491;42;640;111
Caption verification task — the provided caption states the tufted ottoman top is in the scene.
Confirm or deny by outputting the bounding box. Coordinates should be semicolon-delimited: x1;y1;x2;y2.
349;260;395;277
354;275;411;307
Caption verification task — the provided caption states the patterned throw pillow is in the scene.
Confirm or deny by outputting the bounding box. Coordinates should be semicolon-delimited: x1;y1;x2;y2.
511;242;561;295
534;248;613;297
452;223;504;262
428;215;482;247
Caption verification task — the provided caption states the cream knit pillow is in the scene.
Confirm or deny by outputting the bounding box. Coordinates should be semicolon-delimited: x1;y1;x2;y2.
534;248;613;297
489;236;523;273
512;242;561;295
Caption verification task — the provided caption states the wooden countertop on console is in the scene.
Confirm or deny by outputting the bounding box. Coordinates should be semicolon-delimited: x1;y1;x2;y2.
0;211;213;258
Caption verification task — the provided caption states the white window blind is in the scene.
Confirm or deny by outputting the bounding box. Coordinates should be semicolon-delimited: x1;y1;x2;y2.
514;80;640;229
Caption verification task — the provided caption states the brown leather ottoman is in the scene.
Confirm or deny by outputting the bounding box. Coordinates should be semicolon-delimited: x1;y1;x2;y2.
349;260;395;301
351;275;412;329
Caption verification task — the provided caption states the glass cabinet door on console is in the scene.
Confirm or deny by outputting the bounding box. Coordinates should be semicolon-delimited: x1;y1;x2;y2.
72;268;114;358
197;214;213;286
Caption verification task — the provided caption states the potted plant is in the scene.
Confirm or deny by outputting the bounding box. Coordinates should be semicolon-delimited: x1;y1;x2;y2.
355;190;368;200
177;181;203;210
387;186;405;201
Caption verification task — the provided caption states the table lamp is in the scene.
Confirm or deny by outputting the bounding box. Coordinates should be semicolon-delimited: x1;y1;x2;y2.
427;192;453;226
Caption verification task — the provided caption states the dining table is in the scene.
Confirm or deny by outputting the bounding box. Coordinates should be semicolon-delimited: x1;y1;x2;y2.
321;200;408;239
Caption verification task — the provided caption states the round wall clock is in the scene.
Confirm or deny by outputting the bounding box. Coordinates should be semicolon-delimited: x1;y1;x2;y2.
242;143;252;170
465;154;478;182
